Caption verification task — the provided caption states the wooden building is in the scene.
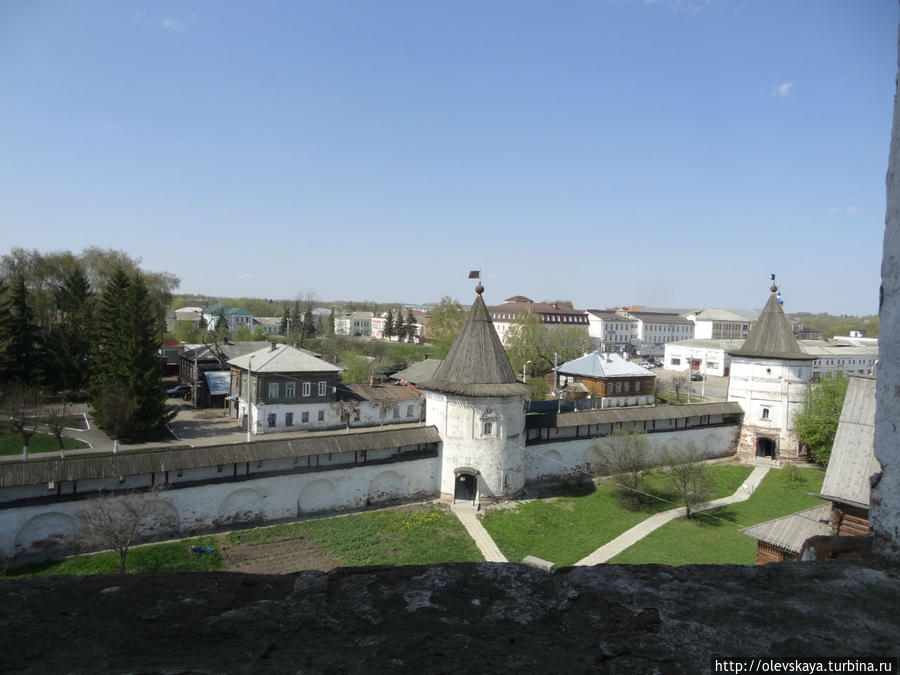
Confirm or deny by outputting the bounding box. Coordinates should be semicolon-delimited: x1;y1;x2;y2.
555;352;656;408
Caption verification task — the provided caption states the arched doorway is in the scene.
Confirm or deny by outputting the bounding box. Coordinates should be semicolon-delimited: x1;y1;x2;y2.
756;436;777;459
453;468;478;502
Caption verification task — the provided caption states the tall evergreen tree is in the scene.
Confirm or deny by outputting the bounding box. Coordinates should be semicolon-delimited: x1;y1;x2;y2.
90;268;166;440
46;266;93;393
4;275;43;384
394;313;406;342
301;299;317;345
290;301;302;342
385;310;394;340
0;279;12;376
406;310;417;342
280;305;291;335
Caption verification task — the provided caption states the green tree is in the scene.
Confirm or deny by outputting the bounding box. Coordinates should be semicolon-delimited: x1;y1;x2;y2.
46;266;94;393
394;313;406;342
339;350;375;384
90;268;167;441
280;305;290;335
504;308;586;376
426;296;464;356
4;275;44;384
301;297;317;346
793;372;850;466
0;279;12;376
385;310;395;340
405;310;417;343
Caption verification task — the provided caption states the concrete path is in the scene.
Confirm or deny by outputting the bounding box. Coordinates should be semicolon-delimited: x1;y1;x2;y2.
451;503;508;563
574;466;770;566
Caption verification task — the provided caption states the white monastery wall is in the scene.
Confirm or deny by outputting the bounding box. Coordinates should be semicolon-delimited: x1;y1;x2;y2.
0;457;438;559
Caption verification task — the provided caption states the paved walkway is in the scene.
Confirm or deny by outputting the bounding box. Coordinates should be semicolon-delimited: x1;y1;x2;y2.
574;466;771;566
450;502;508;563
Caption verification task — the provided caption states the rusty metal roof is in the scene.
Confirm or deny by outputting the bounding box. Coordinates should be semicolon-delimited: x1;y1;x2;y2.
0;426;441;489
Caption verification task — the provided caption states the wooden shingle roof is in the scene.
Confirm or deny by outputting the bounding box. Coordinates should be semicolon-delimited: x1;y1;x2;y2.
728;286;814;360
419;288;529;398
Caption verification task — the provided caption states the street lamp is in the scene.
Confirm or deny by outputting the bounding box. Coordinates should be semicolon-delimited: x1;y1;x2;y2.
246;354;255;444
523;360;532;384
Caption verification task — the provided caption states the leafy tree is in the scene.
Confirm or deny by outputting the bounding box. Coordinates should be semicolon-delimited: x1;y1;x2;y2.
339;350;375;384
45;403;70;458
394;313;406;342
3;275;43;384
663;442;714;517
90;268;166;441
76;488;160;574
0;279;11;376
427;296;464;356
504;308;586;376
328;308;335;335
794;372;850;466
280;305;290;335
385;310;395;340
526;376;549;401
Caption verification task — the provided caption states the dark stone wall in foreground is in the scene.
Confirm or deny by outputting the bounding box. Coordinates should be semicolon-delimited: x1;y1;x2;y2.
2;562;898;673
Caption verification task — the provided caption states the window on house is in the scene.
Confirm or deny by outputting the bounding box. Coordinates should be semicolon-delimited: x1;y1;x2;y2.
318;410;324;422
302;382;311;397
318;381;326;397
624;382;630;392
393;407;399;419
268;382;279;399
635;381;641;392
407;405;414;417
302;411;310;423
285;382;296;398
762;408;769;419
267;413;276;428
285;412;293;426
483;421;493;436
672;358;681;365
606;382;613;394
615;382;622;393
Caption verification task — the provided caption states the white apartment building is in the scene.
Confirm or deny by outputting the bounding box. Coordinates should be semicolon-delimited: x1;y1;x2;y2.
585;310;638;353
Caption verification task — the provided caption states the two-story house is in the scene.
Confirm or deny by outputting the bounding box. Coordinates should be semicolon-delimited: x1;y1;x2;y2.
228;343;342;435
554;352;656;408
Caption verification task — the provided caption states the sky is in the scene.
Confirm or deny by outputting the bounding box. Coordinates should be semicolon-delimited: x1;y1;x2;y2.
1;1;897;315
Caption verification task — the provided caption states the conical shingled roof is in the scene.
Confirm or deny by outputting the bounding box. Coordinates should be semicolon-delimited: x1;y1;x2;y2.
419;288;530;398
728;286;814;361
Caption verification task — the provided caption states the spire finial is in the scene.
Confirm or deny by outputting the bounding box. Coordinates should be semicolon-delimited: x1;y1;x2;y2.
770;272;778;293
475;282;484;295
469;269;483;295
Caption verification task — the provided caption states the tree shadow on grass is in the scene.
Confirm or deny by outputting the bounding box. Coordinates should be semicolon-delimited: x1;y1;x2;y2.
688;506;740;528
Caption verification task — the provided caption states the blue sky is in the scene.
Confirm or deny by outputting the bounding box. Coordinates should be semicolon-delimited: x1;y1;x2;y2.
1;1;896;314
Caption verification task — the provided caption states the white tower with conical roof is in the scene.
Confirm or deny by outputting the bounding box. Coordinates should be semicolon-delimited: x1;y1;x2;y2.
726;279;815;459
419;283;530;504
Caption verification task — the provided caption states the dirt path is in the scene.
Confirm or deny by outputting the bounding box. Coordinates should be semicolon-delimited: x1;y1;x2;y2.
219;535;342;574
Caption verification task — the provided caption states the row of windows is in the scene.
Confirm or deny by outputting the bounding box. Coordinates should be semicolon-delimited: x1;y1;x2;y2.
267;380;327;399
270;409;327;427
605;380;642;394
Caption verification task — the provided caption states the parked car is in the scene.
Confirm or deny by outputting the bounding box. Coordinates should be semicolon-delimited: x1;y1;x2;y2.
639;361;651;369
690;373;703;381
167;384;191;397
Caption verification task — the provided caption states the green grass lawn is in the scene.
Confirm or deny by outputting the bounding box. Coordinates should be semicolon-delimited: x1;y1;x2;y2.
481;464;753;567
0;431;89;456
227;507;483;566
655;392;709;405
4;536;222;577
610;466;825;565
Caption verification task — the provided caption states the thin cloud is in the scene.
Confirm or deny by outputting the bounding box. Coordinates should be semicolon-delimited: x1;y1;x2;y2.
772;82;794;98
827;206;860;215
236;273;252;281
160;18;186;32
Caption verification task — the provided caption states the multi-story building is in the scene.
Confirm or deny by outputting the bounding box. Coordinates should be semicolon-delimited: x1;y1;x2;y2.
685;308;752;340
487;296;589;345
202;304;254;332
555;352;656;408
623;311;695;356
585;310;638;353
334;311;374;337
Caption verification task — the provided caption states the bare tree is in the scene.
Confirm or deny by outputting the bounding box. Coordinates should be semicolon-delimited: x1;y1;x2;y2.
331;399;360;433
76;488;159;574
670;374;687;402
664;442;715;518
591;431;651;505
2;383;42;460
45;402;70;458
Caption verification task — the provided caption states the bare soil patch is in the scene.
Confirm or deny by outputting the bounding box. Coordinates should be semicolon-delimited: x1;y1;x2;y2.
220;536;341;574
